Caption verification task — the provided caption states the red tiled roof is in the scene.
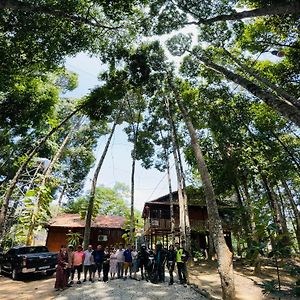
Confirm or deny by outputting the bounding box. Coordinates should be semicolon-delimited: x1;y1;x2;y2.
48;214;126;229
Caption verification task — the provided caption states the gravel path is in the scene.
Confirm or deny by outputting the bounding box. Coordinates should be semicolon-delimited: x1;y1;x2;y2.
54;277;207;300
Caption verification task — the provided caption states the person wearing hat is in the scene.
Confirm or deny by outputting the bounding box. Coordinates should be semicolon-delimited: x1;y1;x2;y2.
138;243;149;280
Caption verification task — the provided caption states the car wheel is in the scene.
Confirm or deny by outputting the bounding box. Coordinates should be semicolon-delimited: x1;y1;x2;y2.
11;268;19;280
46;270;55;276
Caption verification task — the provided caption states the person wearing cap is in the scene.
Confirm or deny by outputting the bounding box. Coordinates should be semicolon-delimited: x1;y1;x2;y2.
138;243;149;280
71;245;84;284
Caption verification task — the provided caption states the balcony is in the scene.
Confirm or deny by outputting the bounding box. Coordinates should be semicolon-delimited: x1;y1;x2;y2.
144;218;232;234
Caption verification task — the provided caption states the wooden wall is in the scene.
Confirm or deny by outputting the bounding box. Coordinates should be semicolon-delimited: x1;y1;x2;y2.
46;227;125;252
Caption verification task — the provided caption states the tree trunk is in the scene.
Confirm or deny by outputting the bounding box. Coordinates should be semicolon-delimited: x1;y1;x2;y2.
176;135;191;252
281;180;300;250
129;151;136;244
233;183;252;248
271;130;300;172
165;97;186;243
224;49;300;109
262;176;283;233
0;105;83;240
26;125;75;246
164;134;176;245
185;2;300;25
58;182;67;207
192;52;300;127
172;87;235;299
83;120;118;249
0;0;118;30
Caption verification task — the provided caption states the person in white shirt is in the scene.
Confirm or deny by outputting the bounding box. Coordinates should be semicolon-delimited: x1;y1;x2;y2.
131;245;139;280
83;245;94;282
116;243;125;279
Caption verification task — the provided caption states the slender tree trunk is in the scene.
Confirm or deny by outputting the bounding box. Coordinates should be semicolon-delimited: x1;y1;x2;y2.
0;0;119;30
276;185;289;235
160;129;176;245
240;179;256;235
271;130;300;171
191;52;300;127
261;176;283;234
281;180;300;250
176;135;191;252
129;152;136;244
83;120;118;249
233;183;252;248
166;153;176;245
165;97;186;243
58;182;67;207
0;105;83;240
224;49;300;109
128;105;141;244
26;126;75;246
172;86;235;299
269;184;290;241
185;2;300;25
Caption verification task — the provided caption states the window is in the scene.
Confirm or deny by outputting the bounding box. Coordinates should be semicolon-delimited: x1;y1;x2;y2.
98;235;108;242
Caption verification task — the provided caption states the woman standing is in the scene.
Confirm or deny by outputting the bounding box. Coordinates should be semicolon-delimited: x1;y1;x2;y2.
109;248;118;279
131;245;139;280
55;245;68;291
102;246;110;282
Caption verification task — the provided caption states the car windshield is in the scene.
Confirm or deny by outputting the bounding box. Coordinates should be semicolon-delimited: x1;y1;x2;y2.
17;246;49;254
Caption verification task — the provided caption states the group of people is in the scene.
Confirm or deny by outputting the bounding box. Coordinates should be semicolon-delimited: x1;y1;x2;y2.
54;241;189;291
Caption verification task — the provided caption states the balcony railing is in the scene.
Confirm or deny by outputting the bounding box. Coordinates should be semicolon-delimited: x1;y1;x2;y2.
144;218;232;233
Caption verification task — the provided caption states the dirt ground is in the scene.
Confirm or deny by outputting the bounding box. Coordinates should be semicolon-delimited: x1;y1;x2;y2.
189;259;299;300
0;259;298;300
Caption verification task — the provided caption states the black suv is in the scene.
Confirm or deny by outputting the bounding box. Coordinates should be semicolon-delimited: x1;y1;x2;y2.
0;246;57;280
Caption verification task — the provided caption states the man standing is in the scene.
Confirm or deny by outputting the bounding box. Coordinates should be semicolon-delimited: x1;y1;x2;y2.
138;244;149;280
83;244;94;282
71;245;84;284
116;243;125;279
92;244;104;281
175;241;189;286
166;244;176;285
154;241;166;282
123;244;132;280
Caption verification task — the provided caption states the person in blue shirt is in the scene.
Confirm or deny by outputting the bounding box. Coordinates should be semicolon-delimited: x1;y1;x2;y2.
123;244;132;279
92;244;104;281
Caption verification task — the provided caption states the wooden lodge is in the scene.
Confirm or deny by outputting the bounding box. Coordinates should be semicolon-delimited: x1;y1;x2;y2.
142;191;235;254
46;214;126;252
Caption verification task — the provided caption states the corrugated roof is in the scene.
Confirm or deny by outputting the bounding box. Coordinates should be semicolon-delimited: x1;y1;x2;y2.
48;214;126;229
